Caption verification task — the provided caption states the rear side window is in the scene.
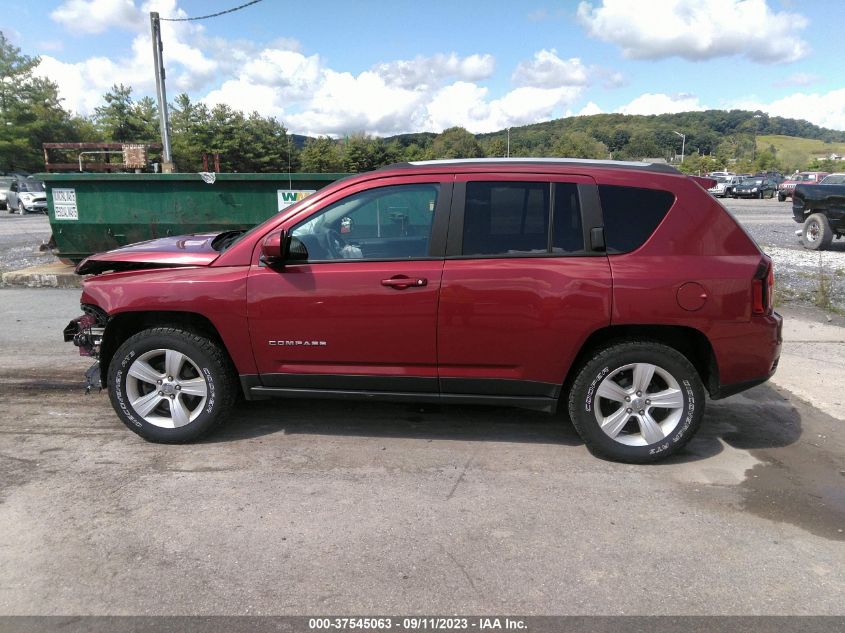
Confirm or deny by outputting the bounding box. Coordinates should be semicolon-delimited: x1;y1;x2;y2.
461;182;585;256
463;182;549;256
598;185;675;254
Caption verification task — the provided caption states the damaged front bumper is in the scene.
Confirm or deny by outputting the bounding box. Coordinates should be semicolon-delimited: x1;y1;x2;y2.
63;305;108;392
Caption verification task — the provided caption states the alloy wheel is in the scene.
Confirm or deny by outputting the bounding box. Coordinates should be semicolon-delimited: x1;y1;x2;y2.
124;348;209;428
593;362;684;446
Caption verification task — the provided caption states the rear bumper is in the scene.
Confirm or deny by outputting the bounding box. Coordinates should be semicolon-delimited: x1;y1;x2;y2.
710;311;782;400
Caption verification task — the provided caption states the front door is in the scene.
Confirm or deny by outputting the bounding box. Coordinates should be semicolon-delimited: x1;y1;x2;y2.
248;178;451;394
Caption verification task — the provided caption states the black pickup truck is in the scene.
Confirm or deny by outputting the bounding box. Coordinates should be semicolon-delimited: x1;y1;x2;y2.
793;174;845;250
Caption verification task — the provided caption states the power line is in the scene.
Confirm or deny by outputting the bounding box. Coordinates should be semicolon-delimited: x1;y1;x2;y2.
160;0;264;22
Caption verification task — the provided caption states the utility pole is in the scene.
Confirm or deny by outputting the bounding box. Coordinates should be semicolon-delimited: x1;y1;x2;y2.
673;130;686;164
150;12;174;173
507;127;511;157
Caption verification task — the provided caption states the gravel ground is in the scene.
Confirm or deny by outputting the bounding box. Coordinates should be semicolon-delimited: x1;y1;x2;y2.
720;197;845;311
1;197;843;311
0;211;58;272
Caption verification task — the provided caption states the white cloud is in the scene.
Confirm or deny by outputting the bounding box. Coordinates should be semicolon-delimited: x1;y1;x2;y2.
577;0;809;63
512;49;589;88
373;53;495;90
286;70;427;137
578;101;603;116
240;49;322;98
425;82;582;133
203;79;286;118
734;89;845;131
51;0;145;34
38;0;217;112
617;92;705;115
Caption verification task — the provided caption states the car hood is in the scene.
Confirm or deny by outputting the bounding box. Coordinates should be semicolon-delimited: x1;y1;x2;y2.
76;232;223;275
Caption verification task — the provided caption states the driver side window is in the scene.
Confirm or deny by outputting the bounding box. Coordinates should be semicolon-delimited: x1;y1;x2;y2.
290;183;439;262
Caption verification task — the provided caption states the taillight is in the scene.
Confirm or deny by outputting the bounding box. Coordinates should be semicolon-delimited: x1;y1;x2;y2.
752;258;774;315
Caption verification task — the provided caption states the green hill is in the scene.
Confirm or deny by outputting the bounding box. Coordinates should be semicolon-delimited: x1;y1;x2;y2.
757;134;845;168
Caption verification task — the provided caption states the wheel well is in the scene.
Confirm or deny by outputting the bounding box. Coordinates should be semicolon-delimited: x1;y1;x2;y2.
566;325;719;396
99;311;231;386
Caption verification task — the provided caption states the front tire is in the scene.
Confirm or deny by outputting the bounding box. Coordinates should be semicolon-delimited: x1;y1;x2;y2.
566;341;705;463
107;327;237;442
801;213;833;250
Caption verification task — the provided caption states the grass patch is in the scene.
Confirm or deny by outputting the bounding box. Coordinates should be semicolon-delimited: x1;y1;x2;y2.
810;255;843;313
757;135;845;168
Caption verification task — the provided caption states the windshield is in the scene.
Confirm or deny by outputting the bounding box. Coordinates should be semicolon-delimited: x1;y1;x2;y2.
713;176;727;183
19;180;46;192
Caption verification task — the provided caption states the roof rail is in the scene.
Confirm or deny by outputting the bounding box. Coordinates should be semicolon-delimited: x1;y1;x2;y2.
378;157;681;174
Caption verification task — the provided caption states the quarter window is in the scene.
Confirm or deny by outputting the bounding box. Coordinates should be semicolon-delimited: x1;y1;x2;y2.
290;184;439;261
598;185;675;254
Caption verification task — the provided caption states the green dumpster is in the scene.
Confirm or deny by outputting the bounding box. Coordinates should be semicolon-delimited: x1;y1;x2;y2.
38;172;349;262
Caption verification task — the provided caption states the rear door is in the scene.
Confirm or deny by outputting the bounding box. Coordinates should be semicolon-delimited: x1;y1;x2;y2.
437;173;612;399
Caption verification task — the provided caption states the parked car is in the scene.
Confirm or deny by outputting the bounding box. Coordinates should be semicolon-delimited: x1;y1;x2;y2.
755;171;784;184
710;175;742;198
64;158;781;464
6;179;47;214
0;177;14;210
778;171;829;201
792;179;845;250
818;173;845;185
708;175;731;197
731;176;778;198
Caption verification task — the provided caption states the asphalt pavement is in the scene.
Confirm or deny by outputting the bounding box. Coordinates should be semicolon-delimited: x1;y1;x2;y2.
0;287;842;616
0;200;843;616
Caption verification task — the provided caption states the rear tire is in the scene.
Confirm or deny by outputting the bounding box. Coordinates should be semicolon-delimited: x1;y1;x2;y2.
107;327;237;443
566;341;705;463
801;213;833;250
17;202;25;215
778;193;786;202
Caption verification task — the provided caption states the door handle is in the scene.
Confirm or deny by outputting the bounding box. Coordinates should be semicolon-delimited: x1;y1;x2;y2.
381;276;428;290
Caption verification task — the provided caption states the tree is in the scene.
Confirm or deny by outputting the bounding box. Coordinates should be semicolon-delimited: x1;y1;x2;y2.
300;137;343;172
94;84;155;141
431;127;484;159
132;96;160;141
170;93;210;172
551;131;608;159
0;32;76;172
482;137;507;158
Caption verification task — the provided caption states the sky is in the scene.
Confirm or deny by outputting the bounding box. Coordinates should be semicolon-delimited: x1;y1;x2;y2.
3;0;845;136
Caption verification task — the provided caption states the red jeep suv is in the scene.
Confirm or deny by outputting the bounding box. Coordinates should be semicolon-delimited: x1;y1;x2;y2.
64;159;782;463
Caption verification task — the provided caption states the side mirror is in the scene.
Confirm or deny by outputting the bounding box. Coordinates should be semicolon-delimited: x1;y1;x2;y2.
261;229;288;265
